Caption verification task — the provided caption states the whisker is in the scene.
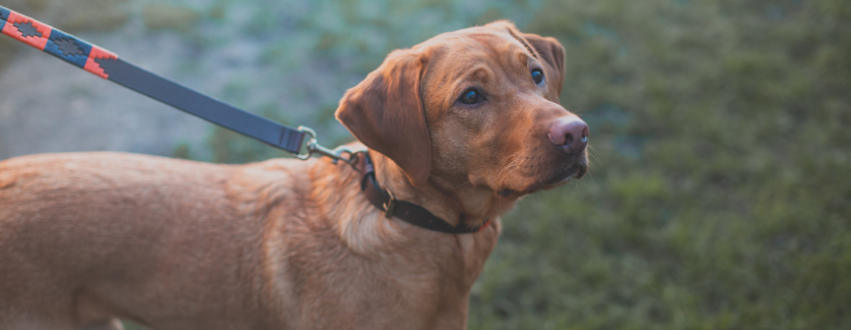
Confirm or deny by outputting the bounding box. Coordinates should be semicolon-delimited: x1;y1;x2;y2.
452;181;473;189
587;144;603;166
587;141;614;150
497;152;522;180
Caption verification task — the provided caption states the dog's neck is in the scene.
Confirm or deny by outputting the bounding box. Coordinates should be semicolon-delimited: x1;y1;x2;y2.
370;151;518;229
308;149;508;250
303;153;500;325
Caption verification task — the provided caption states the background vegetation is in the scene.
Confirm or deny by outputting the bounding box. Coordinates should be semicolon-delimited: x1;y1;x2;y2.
1;0;849;329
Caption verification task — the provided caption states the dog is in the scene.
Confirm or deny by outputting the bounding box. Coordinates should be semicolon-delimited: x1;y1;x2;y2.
0;21;589;330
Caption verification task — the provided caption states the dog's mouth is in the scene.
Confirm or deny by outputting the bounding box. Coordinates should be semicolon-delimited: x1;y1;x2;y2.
543;158;588;185
497;157;588;197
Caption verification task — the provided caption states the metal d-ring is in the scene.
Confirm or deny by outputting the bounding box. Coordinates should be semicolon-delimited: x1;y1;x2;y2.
294;126;360;166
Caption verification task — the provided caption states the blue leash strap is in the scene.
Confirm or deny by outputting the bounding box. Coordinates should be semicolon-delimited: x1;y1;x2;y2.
0;5;306;154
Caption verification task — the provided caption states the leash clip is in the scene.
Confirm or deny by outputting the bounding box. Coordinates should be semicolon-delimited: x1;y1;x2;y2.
294;126;360;166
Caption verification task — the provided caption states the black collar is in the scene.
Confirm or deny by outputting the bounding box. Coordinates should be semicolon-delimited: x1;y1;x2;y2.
359;153;491;234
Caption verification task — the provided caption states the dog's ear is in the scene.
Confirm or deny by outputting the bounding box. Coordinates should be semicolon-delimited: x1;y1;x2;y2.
336;50;431;187
521;33;566;103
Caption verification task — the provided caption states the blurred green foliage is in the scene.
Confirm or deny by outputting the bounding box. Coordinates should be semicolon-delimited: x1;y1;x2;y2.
141;3;200;32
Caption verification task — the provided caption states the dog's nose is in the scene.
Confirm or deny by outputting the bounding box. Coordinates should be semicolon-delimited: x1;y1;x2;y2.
548;117;589;153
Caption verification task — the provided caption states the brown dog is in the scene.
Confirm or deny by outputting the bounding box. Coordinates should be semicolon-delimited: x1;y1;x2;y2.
0;21;588;330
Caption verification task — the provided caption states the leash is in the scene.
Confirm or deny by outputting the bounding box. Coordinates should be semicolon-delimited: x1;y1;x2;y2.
1;6;490;234
0;5;355;164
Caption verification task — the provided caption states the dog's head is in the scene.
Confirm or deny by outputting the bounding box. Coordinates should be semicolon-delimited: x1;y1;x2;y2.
337;21;588;200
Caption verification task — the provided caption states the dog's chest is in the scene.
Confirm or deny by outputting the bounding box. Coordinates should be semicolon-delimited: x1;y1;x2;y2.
266;226;498;330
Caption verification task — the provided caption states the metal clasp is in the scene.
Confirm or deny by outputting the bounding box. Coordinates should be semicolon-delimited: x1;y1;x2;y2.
293;126;360;166
383;189;396;219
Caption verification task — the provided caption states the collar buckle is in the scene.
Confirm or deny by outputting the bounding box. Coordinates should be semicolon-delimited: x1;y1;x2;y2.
383;189;396;218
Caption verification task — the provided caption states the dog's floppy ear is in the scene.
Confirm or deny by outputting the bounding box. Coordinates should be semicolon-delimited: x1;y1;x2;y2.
521;32;566;103
336;50;431;187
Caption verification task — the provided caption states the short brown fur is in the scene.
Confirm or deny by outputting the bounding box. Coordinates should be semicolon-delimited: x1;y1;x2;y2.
0;21;586;330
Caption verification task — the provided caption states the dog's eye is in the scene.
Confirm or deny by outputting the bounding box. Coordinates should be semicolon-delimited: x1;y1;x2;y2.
459;89;482;105
531;69;545;85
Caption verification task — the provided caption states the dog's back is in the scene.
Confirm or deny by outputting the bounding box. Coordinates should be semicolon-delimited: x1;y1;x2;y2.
0;152;290;329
